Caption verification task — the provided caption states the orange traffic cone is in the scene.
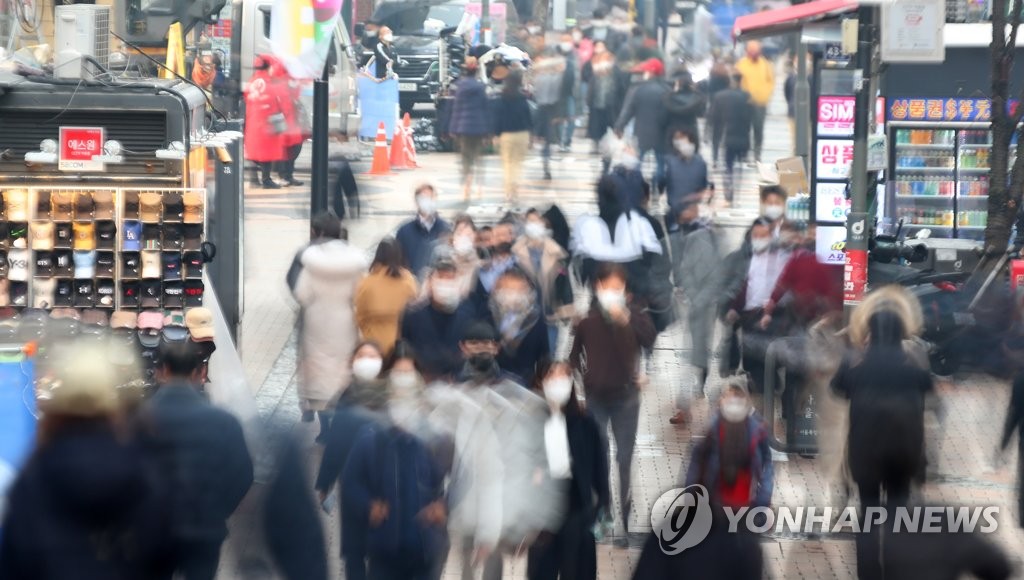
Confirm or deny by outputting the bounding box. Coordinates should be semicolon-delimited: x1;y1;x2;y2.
402;113;418;169
367;122;391;175
389;118;410;169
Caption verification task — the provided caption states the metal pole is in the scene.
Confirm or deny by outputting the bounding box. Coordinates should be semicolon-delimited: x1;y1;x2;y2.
310;62;330;227
843;6;876;320
795;40;810;162
481;0;492;46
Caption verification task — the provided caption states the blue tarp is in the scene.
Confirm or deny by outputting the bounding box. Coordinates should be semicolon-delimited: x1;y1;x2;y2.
358;76;400;140
0;356;36;531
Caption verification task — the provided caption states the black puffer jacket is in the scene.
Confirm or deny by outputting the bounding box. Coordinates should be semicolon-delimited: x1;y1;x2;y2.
0;423;175;579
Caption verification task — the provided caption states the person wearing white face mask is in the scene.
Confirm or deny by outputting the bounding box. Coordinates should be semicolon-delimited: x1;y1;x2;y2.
512;209;576;355
400;257;487;381
684;377;774;511
315;341;391;580
395;184;451;280
372;26;404;80
723;219;791;394
759;185;788;235
569;263;656;545
664;127;709;221
488;268;550;386
526;360;610;580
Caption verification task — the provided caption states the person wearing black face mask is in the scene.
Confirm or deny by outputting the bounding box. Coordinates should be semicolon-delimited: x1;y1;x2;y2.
454;322;552;580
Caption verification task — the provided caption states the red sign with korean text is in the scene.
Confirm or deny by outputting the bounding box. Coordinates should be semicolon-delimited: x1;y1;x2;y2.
58;127;105;171
843;248;868;305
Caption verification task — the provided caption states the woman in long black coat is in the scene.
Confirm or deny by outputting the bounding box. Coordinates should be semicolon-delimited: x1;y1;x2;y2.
832;309;934;511
999;344;1024;527
527;360;610;580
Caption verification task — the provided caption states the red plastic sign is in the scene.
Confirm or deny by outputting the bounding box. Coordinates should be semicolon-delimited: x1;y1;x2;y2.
59;127;105;171
843;248;868;305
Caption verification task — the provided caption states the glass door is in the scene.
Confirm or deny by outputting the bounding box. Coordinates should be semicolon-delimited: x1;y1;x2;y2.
955;129;990;240
892;128;957;237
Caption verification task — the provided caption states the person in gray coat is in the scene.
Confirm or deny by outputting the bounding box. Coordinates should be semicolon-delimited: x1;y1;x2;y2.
614;58;669;193
670;201;720;403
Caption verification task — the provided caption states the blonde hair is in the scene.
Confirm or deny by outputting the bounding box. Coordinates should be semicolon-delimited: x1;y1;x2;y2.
847;285;923;347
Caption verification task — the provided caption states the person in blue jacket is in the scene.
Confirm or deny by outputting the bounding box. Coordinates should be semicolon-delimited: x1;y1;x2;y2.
395;184;451;280
341;418;448;580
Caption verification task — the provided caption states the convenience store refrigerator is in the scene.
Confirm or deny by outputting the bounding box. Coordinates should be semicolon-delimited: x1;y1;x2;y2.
887;126;992;241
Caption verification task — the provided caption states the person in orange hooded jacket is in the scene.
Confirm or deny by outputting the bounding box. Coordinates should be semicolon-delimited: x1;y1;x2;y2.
268;57;307;187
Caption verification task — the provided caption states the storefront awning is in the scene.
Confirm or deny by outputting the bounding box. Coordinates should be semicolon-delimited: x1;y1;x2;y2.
733;0;859;41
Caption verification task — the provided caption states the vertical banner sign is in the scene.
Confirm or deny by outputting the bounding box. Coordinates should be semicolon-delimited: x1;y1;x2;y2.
271;0;342;79
844;212;869;306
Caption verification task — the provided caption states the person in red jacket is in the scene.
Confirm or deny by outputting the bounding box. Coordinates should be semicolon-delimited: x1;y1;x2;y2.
268;58;306;187
760;223;842;331
244;54;288;189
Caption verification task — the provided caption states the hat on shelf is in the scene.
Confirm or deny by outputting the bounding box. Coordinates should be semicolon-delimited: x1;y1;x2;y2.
9;282;27;307
34;251;53;276
141;250;161;279
96;279;116;307
31;222;54;251
140;280;162;308
183;191;204;224
51;307;80;320
10;222;27;248
54;250;73;276
183;224;203;250
110;310;138;329
142;223;161;250
184;279;204;307
75;191;95;219
183;251;203;278
73;221;96;251
73;279;94;307
51;192;73;221
4;190;28;221
95;252;115;277
140;192;163;223
186;307;215;340
54;280;73;307
162;223;183;250
162;252;182;281
96;221;116;250
122;252;140;278
122;220;143;251
0;279;8;307
123;191;140;219
80;309;109;326
163;192;184;222
36;191;51;219
32;278;55;309
93;191;115;220
121;281;140;308
163;281;184;309
73;250;96;279
55;223;73;248
7;248;29;281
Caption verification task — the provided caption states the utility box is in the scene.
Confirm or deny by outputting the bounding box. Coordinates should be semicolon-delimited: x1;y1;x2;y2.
54;4;110;80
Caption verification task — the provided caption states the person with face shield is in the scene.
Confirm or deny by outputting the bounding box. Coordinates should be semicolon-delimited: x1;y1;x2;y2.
723;219;790;394
526;361;610;580
489;268;550;386
315;341;391;580
569;263;657;545
455;322;553;580
400;257;489;381
512;209;575;354
395;184;451;280
664;127;709;217
685;377;774;509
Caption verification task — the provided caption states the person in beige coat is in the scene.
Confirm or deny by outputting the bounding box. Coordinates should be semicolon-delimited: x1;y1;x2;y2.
289;213;368;440
512;209;576;354
354;237;418;356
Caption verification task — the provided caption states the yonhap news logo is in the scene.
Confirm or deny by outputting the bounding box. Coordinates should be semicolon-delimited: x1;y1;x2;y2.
651;486;1001;555
650;485;713;555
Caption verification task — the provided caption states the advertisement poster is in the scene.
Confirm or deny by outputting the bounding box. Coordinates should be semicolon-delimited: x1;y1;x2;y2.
816;225;847;265
817;96;887;137
816;139;855;179
815;182;850;223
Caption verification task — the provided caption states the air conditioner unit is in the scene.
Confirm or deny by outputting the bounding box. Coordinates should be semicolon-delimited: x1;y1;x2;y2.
54;4;111;80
